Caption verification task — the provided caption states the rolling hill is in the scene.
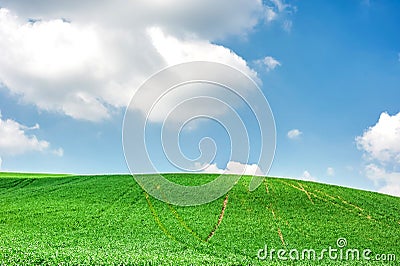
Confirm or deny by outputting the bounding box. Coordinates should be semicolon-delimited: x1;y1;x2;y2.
0;173;399;265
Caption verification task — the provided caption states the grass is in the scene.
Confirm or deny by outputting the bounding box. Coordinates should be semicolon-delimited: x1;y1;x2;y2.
0;173;399;265
0;172;71;178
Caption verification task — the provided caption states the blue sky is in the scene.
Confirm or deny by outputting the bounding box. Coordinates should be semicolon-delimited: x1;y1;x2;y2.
0;0;399;196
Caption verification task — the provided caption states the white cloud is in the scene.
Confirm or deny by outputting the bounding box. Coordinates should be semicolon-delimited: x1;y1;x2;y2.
299;170;317;182
356;112;400;164
0;112;61;156
283;20;293;32
199;161;264;176
327;167;335;176
0;0;267;40
287;129;302;139
147;27;257;79
0;9;113;121
255;56;281;72
0;1;277;122
379;184;400;197
138;27;261;124
53;148;64;157
263;0;295;29
264;8;277;22
365;164;400;196
270;0;288;13
356;112;400;197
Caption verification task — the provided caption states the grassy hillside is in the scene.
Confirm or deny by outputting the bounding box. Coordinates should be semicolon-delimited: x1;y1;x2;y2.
0;173;398;265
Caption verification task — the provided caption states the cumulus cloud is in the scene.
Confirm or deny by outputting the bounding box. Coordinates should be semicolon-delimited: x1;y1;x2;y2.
0;9;115;121
255;56;281;72
199;161;264;176
299;170;317;182
287;129;302;139
356;112;400;197
327;167;335;176
365;164;400;196
0;112;61;156
125;27;262;125
0;0;267;40
0;0;281;122
356;112;400;164
148;27;256;78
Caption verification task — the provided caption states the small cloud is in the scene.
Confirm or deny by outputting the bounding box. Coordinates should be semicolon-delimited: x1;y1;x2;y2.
271;0;288;12
0;111;62;157
264;0;296;31
265;7;277;22
53;148;64;157
22;123;40;130
198;161;264;176
287;129;302;139
299;170;317;182
283;20;292;32
263;56;281;71
225;161;264;176
254;56;281;72
327;167;335;176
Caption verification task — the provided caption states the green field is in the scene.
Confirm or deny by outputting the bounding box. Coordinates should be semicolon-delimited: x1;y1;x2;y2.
0;173;399;265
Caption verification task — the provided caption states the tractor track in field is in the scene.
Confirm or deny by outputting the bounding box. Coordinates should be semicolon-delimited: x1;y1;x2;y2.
167;204;205;242
19;178;36;189
144;189;230;244
267;203;286;245
0;178;36;195
278;180;315;205
206;193;229;242
144;192;176;241
0;176;93;195
311;189;398;228
265;180;314;245
95;187;134;220
43;176;94;194
0;178;25;189
265;179;399;243
143;184;206;242
278;180;397;228
265;181;287;247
